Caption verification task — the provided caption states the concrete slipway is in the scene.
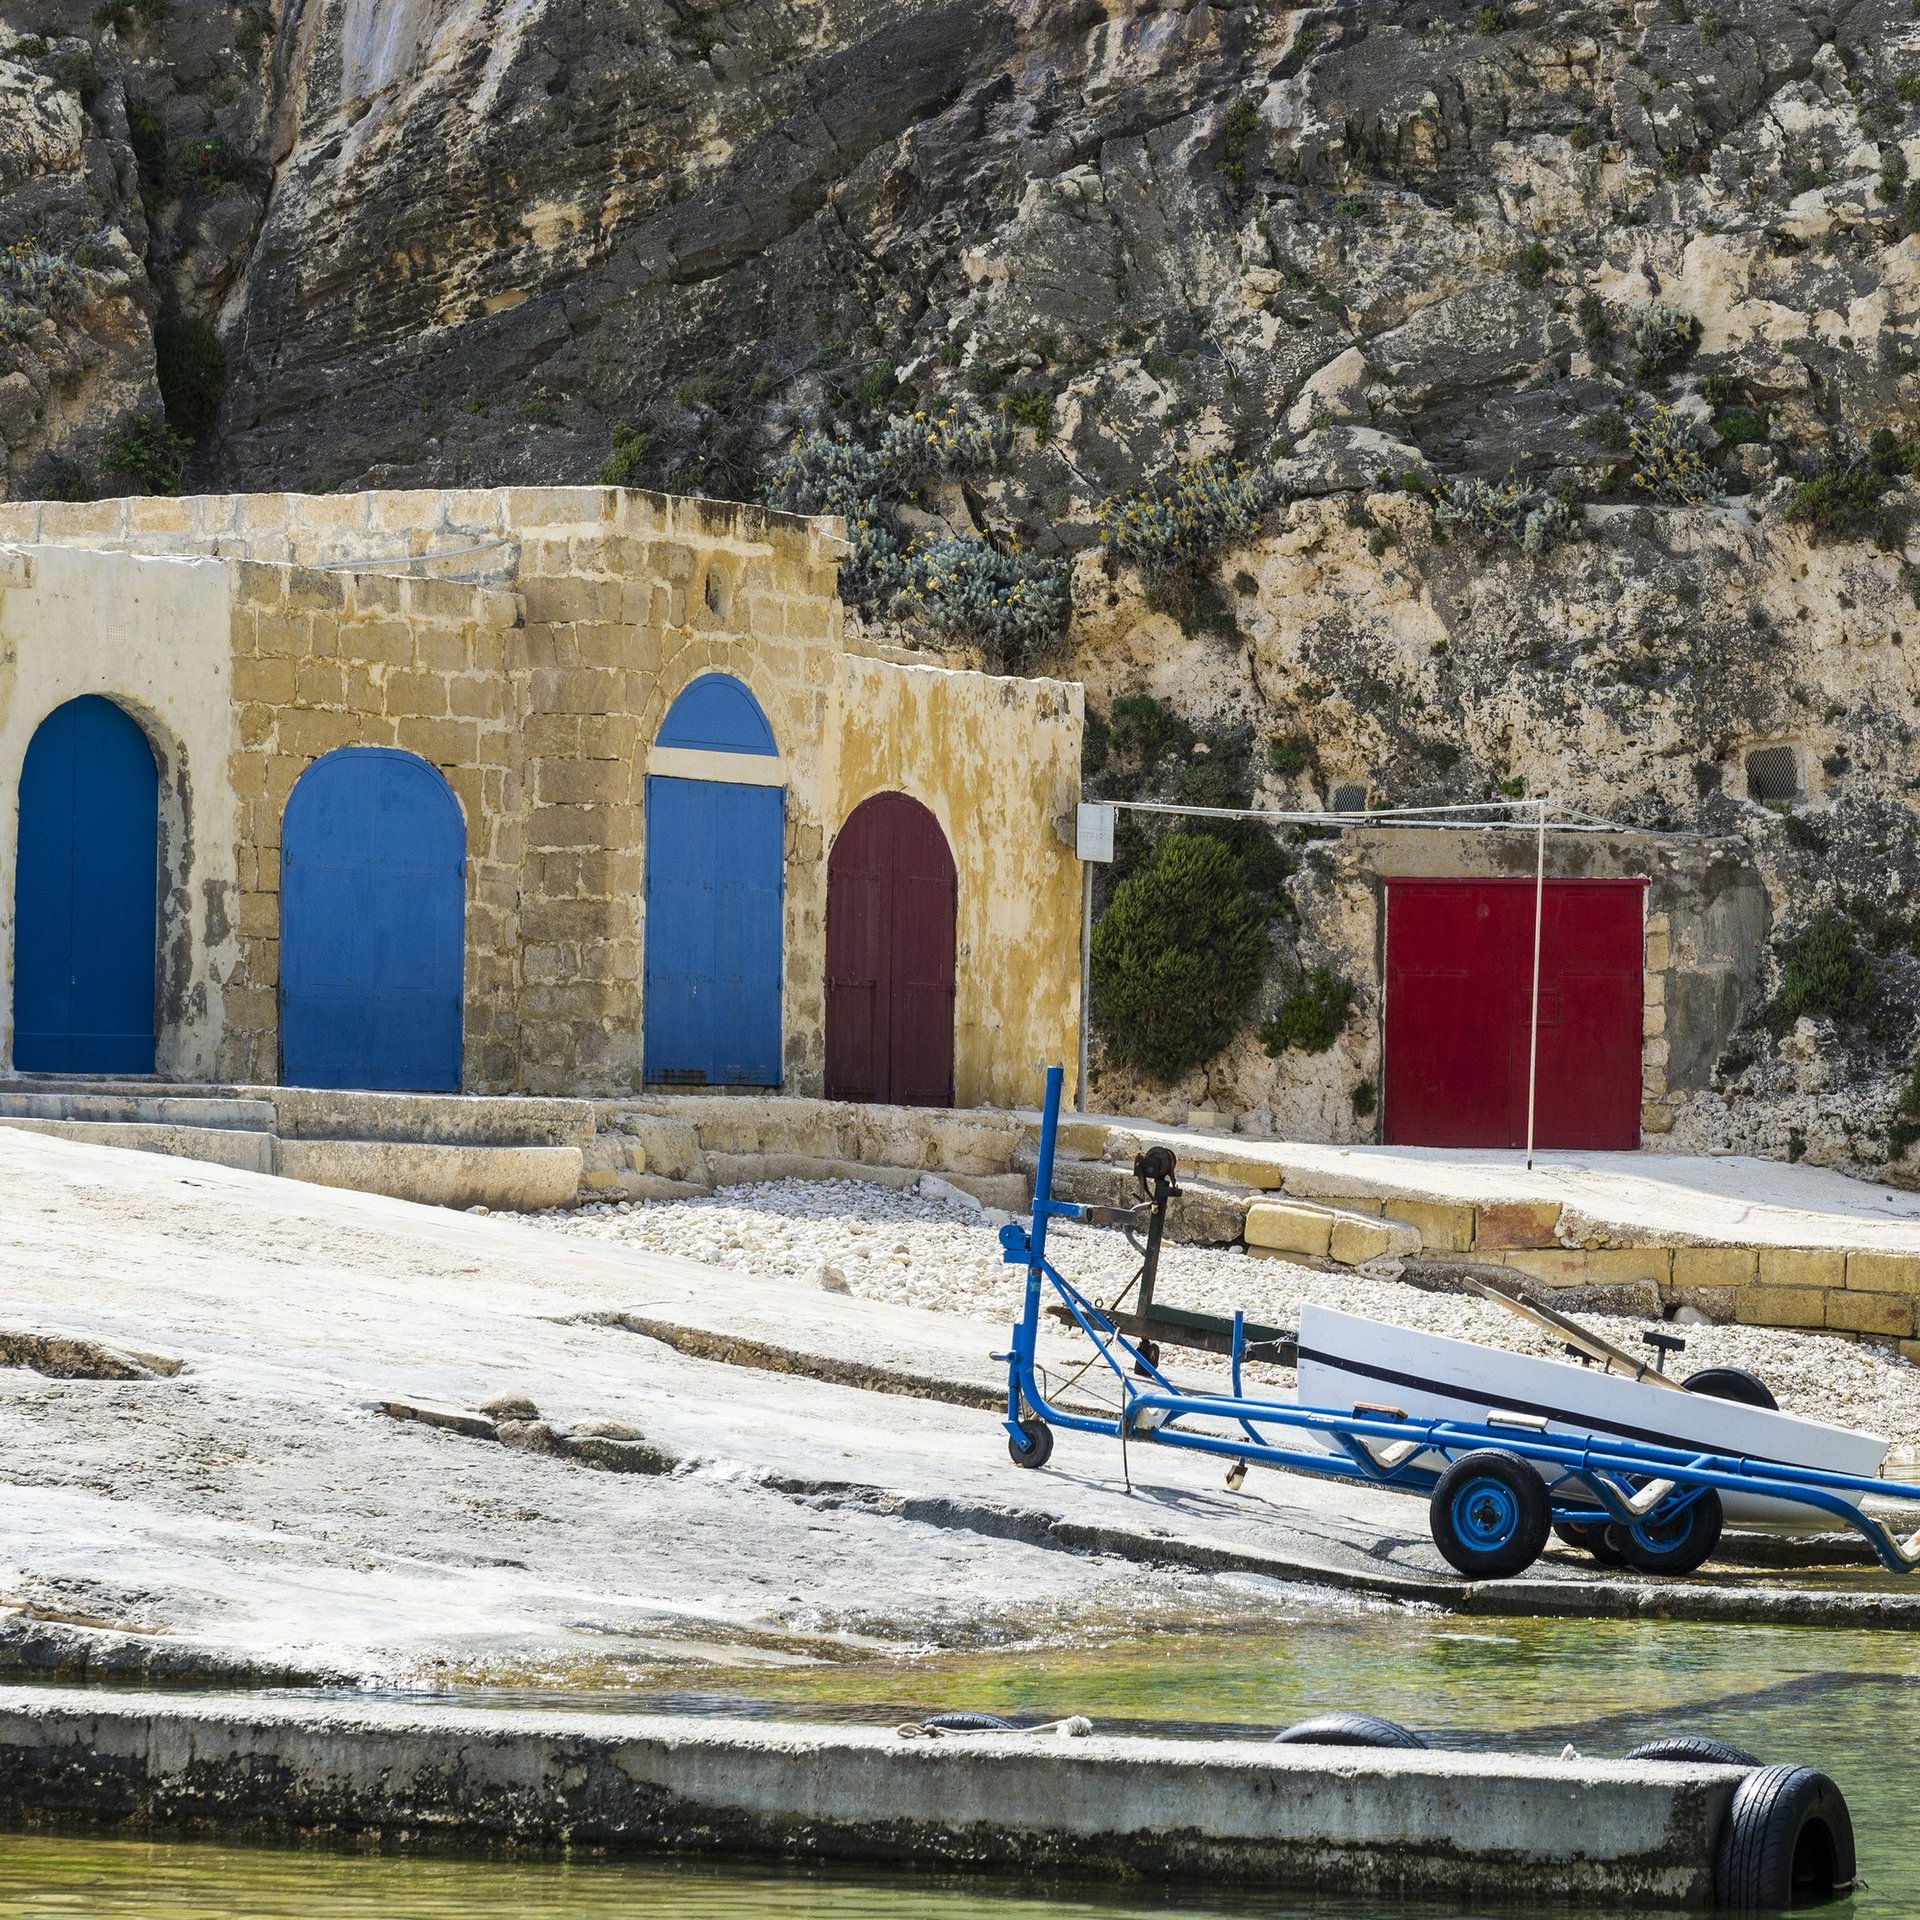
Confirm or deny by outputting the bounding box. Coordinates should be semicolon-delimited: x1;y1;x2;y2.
0;1124;1890;1907
0;1121;1916;1693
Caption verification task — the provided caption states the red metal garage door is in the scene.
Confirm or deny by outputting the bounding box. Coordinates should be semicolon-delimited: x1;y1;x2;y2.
1383;878;1646;1150
825;792;957;1107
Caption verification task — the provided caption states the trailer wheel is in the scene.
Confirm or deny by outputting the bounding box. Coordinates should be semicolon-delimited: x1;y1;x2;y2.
1008;1416;1054;1469
1684;1366;1778;1411
1552;1519;1626;1567
1272;1713;1427;1750
1627;1734;1762;1768
1715;1764;1854;1910
1428;1451;1551;1578
1608;1486;1723;1576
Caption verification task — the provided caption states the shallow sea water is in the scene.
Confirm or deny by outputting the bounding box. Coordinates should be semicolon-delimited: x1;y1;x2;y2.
1;1610;1915;1918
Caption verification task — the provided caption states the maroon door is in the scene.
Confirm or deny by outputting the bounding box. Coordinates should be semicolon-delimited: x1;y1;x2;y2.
826;793;958;1106
1383;878;1646;1149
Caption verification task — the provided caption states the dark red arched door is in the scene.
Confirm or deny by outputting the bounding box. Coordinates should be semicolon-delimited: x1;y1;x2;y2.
826;793;957;1106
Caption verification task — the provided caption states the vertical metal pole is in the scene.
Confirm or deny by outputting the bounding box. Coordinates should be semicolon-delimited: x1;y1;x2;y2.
1524;797;1546;1171
1077;861;1093;1112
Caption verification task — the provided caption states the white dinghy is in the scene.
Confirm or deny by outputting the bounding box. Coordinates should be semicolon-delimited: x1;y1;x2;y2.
1295;1297;1888;1530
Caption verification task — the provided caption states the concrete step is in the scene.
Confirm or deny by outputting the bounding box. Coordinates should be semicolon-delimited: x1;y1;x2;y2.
0;1117;274;1175
0;1092;275;1132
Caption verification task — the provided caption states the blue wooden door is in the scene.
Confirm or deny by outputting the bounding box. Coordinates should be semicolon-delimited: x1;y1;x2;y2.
643;776;784;1085
12;696;159;1073
280;749;465;1091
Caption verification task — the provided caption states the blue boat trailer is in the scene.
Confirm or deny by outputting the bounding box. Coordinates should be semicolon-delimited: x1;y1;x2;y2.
1000;1065;1920;1579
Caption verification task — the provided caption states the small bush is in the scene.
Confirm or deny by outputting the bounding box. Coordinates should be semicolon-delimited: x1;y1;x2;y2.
1586;406;1630;452
893;533;1071;671
154;316;225;441
516;397;562;427
1091;834;1271;1083
1432;473;1578;556
1261;967;1354;1055
1110;695;1194;767
1219;95;1261;186
1099;456;1279;580
1268;733;1318;776
1713;407;1768;447
1351;1078;1377;1117
1628;402;1723;505
1760;909;1876;1033
1898;73;1920;106
1628;301;1701;376
597;419;651;486
1004;384;1053;435
0;240;85;313
1783;434;1919;547
1515;240;1551;287
40;46;103;100
104;410;191;494
1576;291;1610;340
1474;3;1508;31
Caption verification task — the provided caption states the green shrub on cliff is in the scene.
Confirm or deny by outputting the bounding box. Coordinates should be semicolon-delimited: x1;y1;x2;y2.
1091;833;1270;1082
1260;966;1354;1055
1761;910;1876;1034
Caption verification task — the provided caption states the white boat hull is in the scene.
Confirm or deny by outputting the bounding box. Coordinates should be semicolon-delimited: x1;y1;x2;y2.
1295;1304;1888;1530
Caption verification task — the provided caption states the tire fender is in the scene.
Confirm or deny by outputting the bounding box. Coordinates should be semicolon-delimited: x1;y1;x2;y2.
1272;1712;1427;1749
1716;1764;1854;1910
1627;1735;1763;1768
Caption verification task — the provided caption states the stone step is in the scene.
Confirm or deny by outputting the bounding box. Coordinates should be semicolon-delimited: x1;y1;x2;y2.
0;1117;275;1175
0;1092;275;1132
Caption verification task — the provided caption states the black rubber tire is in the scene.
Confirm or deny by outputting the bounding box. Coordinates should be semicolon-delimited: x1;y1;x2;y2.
1007;1416;1054;1469
1627;1735;1763;1768
1553;1519;1626;1567
1715;1764;1854;1910
1272;1712;1427;1750
1428;1450;1552;1579
1609;1487;1724;1576
1685;1366;1779;1411
920;1711;1018;1732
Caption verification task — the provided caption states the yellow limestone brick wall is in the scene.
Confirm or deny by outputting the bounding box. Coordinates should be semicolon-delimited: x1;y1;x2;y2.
5;485;1079;1105
220;561;523;1086
830;657;1084;1110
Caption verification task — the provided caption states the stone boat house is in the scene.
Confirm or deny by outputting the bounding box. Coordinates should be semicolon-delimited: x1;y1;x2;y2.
0;486;1084;1111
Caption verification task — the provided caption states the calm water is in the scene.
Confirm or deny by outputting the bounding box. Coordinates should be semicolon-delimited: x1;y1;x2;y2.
1;1611;1915;1917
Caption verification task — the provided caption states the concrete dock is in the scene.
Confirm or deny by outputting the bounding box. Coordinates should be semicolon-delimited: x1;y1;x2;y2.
0;1688;1747;1906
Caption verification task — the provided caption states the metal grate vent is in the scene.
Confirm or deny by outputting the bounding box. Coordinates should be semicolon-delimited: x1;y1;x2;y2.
1330;783;1370;814
1745;744;1801;804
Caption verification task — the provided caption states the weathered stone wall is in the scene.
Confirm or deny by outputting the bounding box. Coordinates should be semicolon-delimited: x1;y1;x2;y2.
0;544;238;1078
833;657;1084;1110
218;559;521;1086
0;485;1081;1105
1070;488;1918;1178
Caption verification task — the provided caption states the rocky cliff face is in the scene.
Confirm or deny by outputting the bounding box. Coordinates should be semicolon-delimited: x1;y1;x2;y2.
4;0;1920;1169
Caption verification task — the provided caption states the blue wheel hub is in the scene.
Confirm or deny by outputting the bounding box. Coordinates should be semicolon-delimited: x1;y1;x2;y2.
1453;1477;1519;1548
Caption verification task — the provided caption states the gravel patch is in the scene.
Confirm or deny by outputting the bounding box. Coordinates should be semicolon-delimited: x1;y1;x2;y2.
530;1179;1920;1448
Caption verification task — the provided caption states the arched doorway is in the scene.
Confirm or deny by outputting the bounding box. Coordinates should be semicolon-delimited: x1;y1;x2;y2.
12;695;159;1073
643;673;785;1086
825;792;957;1107
280;748;466;1091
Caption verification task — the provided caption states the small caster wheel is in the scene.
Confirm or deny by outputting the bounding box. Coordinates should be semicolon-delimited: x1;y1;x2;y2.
1008;1415;1054;1468
1225;1460;1248;1491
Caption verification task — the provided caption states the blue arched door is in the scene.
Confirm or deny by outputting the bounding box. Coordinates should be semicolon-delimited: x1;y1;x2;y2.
644;674;784;1086
280;748;466;1091
12;695;159;1073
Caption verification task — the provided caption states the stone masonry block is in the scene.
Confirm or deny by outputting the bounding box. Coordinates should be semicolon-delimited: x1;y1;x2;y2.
1383;1199;1476;1252
1670;1246;1758;1290
1756;1248;1846;1291
1735;1285;1828;1329
1826;1290;1916;1337
1845;1251;1920;1294
1474;1201;1563;1250
1499;1247;1672;1289
1330;1215;1408;1265
1244;1200;1333;1259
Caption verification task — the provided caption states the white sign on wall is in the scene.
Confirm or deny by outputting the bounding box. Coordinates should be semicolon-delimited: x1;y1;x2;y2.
1076;802;1116;864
